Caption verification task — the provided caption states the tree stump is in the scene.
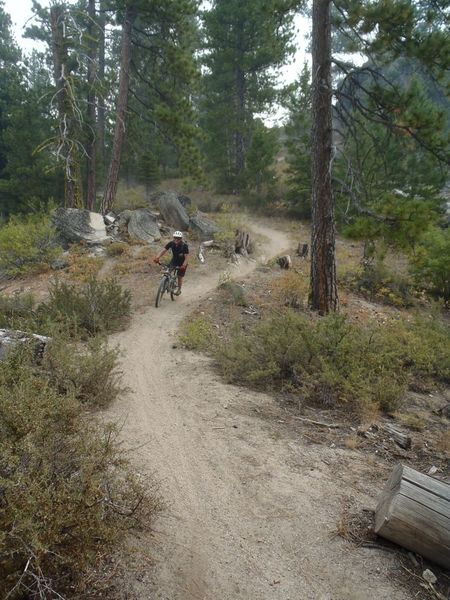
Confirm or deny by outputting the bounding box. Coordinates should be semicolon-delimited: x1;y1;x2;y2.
297;243;309;258
235;230;252;256
277;255;292;269
374;463;450;568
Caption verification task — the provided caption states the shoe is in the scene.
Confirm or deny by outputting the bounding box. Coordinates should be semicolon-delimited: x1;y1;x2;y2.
174;289;182;296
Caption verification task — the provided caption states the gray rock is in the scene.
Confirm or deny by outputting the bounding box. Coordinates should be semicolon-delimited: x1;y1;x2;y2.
52;208;109;247
157;191;190;231
189;212;220;240
118;209;161;243
422;569;437;584
0;329;50;362
178;194;192;208
50;256;70;270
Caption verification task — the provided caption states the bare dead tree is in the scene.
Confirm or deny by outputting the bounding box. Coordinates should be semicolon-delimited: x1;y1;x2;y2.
50;5;84;208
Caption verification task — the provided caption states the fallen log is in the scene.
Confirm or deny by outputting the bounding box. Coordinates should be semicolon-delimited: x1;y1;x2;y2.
197;240;219;263
293;415;342;429
374;463;450;569
381;423;412;450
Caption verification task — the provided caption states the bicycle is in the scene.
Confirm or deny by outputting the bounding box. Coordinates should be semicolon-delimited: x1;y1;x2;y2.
155;265;179;308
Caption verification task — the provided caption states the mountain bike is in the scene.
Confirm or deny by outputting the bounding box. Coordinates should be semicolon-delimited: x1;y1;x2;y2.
155;266;179;308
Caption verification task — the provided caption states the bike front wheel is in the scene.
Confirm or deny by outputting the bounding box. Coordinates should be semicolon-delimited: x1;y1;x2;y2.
170;273;180;300
155;278;167;308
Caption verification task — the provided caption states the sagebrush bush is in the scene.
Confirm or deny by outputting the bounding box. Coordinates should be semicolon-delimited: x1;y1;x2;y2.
0;214;61;276
42;335;125;407
0;348;162;599
0;291;36;330
219;280;248;306
41;277;131;337
217;311;449;415
179;316;216;351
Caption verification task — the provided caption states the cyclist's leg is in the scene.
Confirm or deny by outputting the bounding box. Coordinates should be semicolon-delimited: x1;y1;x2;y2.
174;265;185;295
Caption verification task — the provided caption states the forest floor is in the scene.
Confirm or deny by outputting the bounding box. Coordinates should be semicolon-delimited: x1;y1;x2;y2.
2;215;448;599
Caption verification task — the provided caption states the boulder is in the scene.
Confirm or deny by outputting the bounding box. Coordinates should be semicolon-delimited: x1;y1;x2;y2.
52;207;109;247
118;209;161;243
178;194;192;208
189;212;220;240
157;191;190;231
0;329;50;362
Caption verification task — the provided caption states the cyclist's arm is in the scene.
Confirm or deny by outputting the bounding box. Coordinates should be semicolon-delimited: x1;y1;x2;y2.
154;248;168;261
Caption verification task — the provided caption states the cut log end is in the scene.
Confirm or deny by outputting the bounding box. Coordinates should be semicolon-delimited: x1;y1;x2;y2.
375;463;450;569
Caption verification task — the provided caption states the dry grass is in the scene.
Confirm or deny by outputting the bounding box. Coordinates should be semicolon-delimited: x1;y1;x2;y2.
394;412;427;431
270;269;309;309
333;499;376;546
67;251;104;282
344;434;361;450
435;430;450;456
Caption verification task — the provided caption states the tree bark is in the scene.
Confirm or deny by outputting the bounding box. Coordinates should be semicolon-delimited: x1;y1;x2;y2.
101;4;137;214
86;0;97;211
310;0;338;313
234;66;246;182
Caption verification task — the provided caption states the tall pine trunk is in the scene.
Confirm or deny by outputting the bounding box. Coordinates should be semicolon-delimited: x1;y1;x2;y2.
86;0;97;211
101;4;137;214
97;0;106;187
310;0;338;313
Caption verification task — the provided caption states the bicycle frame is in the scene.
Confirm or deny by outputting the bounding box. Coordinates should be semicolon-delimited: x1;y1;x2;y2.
155;266;179;307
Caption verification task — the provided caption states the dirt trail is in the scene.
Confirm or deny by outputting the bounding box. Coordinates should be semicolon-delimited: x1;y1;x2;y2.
109;223;408;600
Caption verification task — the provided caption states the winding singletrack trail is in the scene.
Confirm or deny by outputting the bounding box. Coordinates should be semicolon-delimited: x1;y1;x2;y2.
109;223;408;600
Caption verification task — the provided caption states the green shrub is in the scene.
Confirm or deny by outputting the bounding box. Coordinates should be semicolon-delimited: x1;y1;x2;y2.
0;348;162;599
410;227;450;303
179;316;216;351
217;311;449;415
41;277;131;337
0;214;61;276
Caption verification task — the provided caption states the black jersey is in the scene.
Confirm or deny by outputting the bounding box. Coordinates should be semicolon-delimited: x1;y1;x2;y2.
164;240;189;266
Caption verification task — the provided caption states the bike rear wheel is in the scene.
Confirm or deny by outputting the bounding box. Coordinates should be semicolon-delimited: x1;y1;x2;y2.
155;278;168;308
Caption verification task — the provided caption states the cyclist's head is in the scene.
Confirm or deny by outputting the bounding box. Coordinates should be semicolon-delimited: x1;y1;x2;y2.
173;231;183;243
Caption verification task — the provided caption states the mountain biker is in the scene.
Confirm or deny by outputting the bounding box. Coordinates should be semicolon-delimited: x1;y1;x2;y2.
153;231;189;295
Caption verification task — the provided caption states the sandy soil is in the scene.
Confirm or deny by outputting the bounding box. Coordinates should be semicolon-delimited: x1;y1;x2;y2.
108;223;411;600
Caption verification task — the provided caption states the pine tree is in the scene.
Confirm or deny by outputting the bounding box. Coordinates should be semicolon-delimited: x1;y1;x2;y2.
201;0;299;192
284;63;312;218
